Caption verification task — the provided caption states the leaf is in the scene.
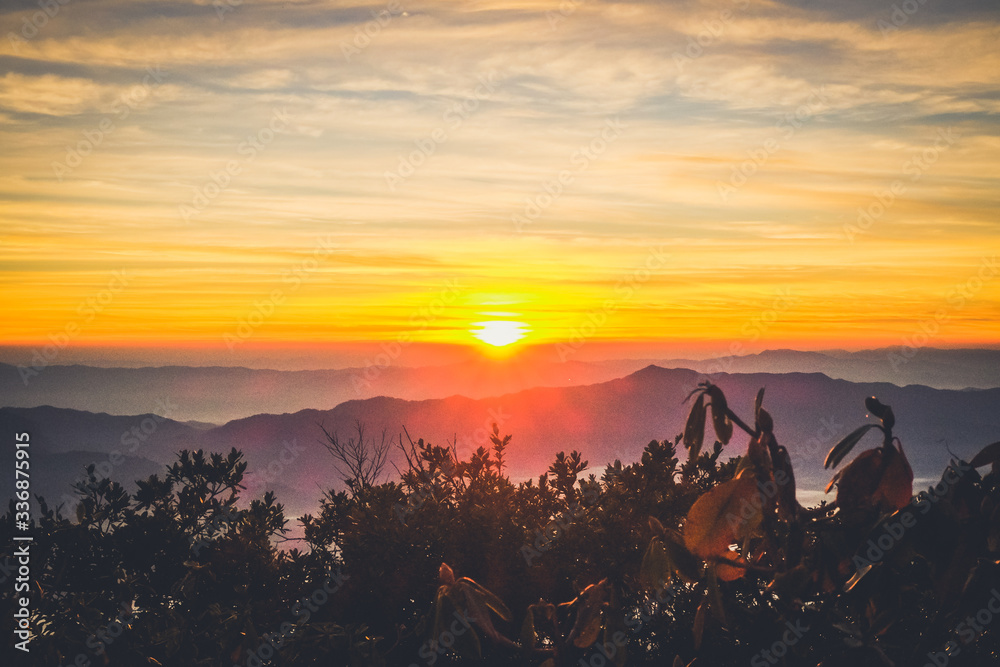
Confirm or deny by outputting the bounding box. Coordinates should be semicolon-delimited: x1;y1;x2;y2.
455;621;483;659
441;588;484;658
844;559;875;593
970;441;1000;469
684;475;762;560
603;586;628;667
715;551;748;582
831;445;913;511
706;566;727;624
692;595;707;649
683;385;703;403
705;385;733;445
768;564;812;599
771;444;799;521
683;393;707;461
430;586;450;650
641;537;671;590
454;579;508;643
520;606;537;650
658;529;703;583
568;581;608;648
873;442;913;510
746;434;772;479
824;468;841;495
865;396;895;429
757;407;774;435
754;388;765;427
734;454;753;479
433;570;509;655
463;578;512;622
824;424;882;469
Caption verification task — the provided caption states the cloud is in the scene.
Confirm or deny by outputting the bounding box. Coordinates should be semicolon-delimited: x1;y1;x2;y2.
0;0;997;349
0;73;117;116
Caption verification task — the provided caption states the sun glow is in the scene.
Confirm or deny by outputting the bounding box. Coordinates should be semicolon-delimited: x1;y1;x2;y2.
470;321;530;347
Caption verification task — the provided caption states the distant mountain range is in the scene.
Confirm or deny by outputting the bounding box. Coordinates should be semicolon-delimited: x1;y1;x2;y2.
4;365;999;520
1;347;997;424
654;347;1000;392
0;357;640;425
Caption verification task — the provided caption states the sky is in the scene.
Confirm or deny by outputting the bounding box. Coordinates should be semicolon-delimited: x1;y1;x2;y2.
1;0;999;366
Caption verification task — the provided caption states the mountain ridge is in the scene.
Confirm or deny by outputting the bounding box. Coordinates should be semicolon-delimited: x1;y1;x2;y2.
4;365;999;521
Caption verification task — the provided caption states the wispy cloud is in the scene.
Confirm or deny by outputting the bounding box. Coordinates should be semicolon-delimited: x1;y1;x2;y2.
0;0;998;352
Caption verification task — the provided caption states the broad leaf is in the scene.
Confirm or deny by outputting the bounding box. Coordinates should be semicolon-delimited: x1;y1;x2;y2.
829;444;913;511
662;529;703;583
520;606;537;650
746;434;772;478
602;586;628;667
706;384;733;445
693;595;707;649
771;443;798;520
706;566;727;623
872;443;913;510
754;388;765;427
824;424;882;469
684;475;762;560
757;407;774;435
568;581;608;648
640;537;671;590
453;579;508;643
970;441;1000;469
715;551;749;582
684;393;707;461
464;578;512;622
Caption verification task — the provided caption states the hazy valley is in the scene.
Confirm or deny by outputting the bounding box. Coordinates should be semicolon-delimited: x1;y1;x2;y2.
4;359;999;520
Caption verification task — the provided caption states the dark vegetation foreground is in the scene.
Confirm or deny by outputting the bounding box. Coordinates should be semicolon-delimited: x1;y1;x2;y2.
4;384;1000;666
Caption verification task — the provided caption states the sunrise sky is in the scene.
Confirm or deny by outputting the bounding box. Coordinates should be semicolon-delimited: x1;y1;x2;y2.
1;0;999;365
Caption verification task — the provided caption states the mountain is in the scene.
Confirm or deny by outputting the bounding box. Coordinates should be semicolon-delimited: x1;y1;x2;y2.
652;347;1000;391
0;357;646;424
2;348;997;425
4;366;999;520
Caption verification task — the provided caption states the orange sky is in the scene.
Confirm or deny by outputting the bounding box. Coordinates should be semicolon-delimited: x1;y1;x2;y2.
1;0;999;364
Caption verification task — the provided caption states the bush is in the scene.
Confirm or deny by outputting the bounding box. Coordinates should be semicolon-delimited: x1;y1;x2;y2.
4;384;1000;665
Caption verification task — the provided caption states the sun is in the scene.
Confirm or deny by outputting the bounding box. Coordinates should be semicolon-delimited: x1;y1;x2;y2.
470;320;530;347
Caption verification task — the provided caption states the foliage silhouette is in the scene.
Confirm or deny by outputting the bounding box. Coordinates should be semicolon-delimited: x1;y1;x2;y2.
3;386;1000;665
